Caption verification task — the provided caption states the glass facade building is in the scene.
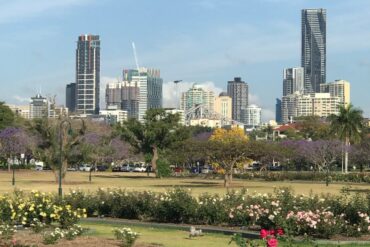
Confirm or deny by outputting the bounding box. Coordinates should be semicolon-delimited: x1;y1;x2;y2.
301;9;326;93
76;34;100;115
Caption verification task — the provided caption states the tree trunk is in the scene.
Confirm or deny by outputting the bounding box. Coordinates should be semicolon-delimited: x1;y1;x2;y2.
224;172;233;189
344;136;349;174
151;145;159;177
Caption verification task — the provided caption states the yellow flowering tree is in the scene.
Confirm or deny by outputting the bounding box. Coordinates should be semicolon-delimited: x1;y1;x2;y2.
208;128;250;188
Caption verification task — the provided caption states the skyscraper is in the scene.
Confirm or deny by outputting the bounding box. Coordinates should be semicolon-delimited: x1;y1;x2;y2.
65;83;76;112
76;34;100;115
105;68;162;122
227;77;248;122
214;92;232;120
180;84;215;112
301;9;326;93
283;67;304;96
275;98;282;123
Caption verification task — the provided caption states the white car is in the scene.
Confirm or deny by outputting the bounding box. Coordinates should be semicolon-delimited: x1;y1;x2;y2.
133;164;146;172
79;164;92;172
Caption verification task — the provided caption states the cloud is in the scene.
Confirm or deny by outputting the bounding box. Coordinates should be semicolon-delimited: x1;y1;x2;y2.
162;81;223;108
261;108;275;122
13;95;31;103
0;0;93;24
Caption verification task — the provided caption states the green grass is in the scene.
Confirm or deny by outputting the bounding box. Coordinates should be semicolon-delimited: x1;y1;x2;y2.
81;221;369;247
0;170;369;196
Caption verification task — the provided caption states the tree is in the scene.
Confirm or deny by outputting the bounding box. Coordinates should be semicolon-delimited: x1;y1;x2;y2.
208;128;250;188
118;109;189;177
329;104;364;173
0;127;34;171
282;140;342;185
0;102;15;130
29;118;86;181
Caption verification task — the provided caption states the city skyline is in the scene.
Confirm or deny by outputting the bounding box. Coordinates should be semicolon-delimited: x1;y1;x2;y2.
1;0;370;121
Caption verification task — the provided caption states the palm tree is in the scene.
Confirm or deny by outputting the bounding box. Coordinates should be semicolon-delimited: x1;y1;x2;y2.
329;103;363;173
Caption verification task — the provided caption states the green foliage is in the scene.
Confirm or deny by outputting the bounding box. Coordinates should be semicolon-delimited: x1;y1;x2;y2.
329;103;364;144
0;224;16;240
118;109;190;175
113;227;139;247
157;158;171;177
0;102;15;130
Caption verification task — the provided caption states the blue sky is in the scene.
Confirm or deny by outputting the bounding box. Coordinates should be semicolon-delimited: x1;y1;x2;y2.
1;0;370;121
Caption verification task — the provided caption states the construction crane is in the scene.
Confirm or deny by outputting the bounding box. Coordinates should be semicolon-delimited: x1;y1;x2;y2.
131;42;140;71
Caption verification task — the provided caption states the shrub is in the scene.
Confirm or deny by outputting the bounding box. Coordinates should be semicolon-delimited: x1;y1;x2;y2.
152;188;198;223
42;228;65;245
0;224;16;240
113;227;139;247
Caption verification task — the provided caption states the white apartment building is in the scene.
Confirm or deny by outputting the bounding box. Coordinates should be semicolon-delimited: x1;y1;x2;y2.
180;84;215;113
320;79;350;106
214;92;232;120
99;105;128;124
282;92;341;123
243;104;262;128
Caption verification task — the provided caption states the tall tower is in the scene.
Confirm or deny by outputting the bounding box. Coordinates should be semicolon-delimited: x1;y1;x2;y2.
65;83;76;112
227;77;248;122
76;34;100;114
283;67;304;96
301;9;326;93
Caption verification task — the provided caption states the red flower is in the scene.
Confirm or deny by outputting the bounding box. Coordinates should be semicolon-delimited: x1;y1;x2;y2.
260;229;269;239
276;228;284;236
269;229;275;235
267;237;278;247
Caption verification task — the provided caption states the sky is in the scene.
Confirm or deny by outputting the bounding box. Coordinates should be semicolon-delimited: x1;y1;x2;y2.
1;0;370;121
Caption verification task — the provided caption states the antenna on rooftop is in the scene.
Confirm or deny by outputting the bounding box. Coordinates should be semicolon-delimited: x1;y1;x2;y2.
132;42;140;71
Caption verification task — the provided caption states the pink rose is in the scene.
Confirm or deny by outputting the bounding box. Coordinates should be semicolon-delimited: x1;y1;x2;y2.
276;228;284;236
260;229;269;239
267;237;278;247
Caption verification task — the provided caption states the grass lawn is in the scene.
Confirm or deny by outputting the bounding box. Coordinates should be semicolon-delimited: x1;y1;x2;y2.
0;170;369;196
81;221;369;247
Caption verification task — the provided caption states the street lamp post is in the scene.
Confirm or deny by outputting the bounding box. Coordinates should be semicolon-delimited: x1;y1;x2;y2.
59;120;72;197
11;158;15;186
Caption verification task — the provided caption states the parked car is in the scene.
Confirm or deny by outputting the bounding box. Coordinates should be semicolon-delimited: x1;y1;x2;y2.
133;163;146;172
67;166;78;171
96;165;108;171
79;164;92;172
201;165;213;174
112;165;122;172
121;164;135;172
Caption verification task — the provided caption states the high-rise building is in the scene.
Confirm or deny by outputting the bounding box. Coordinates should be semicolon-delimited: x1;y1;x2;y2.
180;84;215;112
227;77;248;122
275;98;282;123
76;34;100;115
281;92;340;123
301;9;326;93
320;80;350;106
66;83;76;112
243;104;262;128
105;68;162;122
283;67;304;96
214;92;232;120
106;81;139;118
29;94;50;119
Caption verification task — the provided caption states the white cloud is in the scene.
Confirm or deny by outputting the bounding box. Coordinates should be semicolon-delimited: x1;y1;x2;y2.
13;95;31;103
262;108;275;122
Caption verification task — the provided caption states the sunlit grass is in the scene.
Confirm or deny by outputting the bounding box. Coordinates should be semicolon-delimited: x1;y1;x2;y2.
0;170;369;196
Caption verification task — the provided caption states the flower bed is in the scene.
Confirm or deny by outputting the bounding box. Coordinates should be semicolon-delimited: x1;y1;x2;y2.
1;188;369;240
